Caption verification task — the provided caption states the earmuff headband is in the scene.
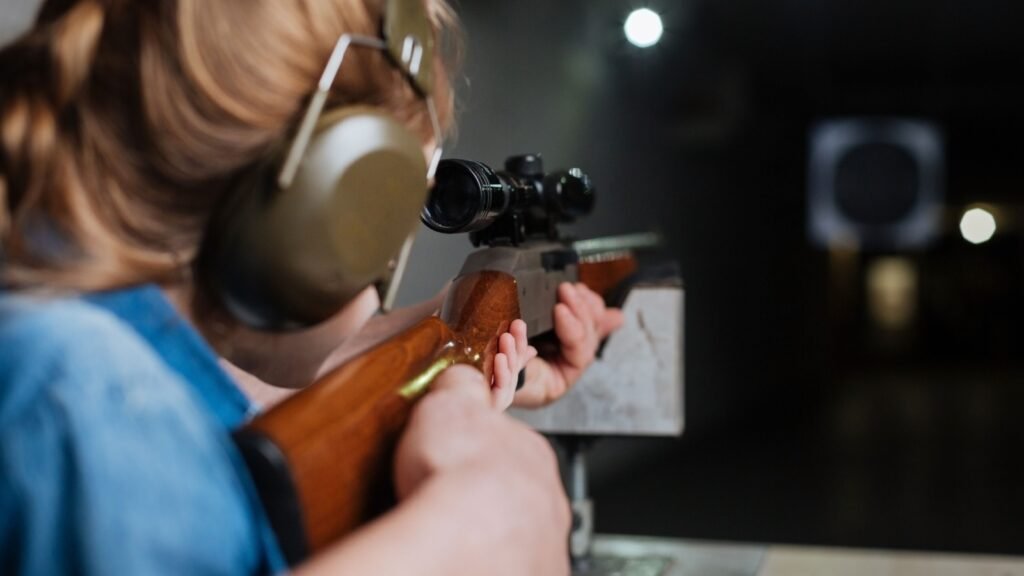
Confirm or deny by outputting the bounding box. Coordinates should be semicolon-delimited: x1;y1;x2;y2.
275;21;444;313
279;36;444;190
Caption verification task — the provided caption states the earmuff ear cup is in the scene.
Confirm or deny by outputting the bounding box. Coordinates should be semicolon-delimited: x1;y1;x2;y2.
204;108;428;330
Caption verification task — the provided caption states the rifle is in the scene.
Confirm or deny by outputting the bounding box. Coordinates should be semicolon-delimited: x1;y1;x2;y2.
234;154;659;565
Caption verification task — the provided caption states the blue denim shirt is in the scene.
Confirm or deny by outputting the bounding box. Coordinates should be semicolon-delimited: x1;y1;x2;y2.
0;285;286;574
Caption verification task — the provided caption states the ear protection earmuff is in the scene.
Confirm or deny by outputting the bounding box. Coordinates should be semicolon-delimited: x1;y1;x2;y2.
198;0;444;330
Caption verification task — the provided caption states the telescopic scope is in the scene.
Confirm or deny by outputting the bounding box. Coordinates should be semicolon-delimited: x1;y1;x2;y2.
421;155;595;244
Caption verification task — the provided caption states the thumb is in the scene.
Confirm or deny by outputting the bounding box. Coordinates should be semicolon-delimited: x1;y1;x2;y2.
599;308;626;337
432;364;491;406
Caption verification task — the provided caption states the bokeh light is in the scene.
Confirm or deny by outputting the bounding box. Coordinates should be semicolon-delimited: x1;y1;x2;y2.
624;8;664;48
959;207;997;245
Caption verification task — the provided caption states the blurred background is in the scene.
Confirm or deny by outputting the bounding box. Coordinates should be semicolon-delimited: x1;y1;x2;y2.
6;0;1024;556
402;0;1024;555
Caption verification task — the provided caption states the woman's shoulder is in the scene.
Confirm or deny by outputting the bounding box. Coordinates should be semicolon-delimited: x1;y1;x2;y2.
0;293;181;423
0;290;241;455
0;293;270;574
0;291;128;346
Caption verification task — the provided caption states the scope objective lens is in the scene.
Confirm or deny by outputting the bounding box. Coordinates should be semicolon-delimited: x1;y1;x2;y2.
422;160;510;233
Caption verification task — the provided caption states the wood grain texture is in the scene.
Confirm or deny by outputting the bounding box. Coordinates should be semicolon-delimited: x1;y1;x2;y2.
248;315;454;552
438;269;520;379
578;257;638;300
243;270;519;554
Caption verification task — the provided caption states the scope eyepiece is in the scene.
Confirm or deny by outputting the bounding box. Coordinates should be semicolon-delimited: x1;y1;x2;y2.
546;167;595;221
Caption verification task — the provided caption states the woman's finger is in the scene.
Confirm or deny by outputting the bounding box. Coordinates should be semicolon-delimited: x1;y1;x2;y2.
492;352;509;398
577;284;606;320
511;319;530;362
491;352;515;410
558;283;596;343
500;332;518;372
599;308;626;337
502;352;517;408
576;284;625;340
524;344;539;364
575;285;601;341
553;302;590;370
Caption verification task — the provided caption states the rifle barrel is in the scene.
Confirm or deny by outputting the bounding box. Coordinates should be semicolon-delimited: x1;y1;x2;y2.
572;232;661;258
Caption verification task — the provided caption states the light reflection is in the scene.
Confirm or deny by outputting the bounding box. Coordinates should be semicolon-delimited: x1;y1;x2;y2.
959;207;997;245
624;8;664;48
867;257;918;331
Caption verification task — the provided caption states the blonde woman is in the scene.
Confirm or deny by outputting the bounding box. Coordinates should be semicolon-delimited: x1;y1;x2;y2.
0;0;623;574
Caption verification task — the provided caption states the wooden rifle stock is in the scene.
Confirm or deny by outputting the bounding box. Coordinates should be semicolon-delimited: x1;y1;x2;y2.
235;244;642;565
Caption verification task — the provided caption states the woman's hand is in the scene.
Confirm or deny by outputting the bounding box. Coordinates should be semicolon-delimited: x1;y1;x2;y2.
392;365;571;575
298;365;569;576
513;282;625;409
490;319;537;410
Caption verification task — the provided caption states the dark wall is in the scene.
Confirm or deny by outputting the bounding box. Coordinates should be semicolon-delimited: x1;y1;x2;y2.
406;0;1024;553
404;0;830;436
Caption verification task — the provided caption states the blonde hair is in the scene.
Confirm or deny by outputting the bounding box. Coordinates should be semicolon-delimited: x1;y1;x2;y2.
0;0;457;291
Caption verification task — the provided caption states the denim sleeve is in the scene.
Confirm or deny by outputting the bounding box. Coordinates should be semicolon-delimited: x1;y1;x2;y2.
0;300;265;575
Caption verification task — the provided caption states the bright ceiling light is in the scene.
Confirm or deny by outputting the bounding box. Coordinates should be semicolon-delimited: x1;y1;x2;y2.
624;8;663;48
959;207;997;245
